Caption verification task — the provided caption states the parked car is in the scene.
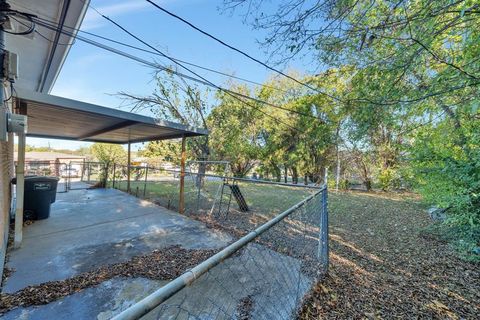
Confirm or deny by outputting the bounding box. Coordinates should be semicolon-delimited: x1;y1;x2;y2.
60;168;79;178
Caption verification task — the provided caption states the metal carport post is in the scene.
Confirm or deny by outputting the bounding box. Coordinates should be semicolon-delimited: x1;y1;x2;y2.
127;142;131;193
179;135;186;214
14;102;27;248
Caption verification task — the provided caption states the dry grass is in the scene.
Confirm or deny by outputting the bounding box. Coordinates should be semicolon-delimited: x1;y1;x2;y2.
299;190;480;319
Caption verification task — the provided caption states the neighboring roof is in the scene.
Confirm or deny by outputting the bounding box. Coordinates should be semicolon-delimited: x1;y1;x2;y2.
7;0;89;92
20;152;86;162
15;89;208;144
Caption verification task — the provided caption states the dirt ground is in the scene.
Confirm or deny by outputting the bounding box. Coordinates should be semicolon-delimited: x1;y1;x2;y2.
300;191;480;319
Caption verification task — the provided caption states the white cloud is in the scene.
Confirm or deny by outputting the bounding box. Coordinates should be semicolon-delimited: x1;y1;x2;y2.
82;1;150;30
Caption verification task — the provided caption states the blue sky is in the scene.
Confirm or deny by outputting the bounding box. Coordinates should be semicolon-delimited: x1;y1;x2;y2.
28;0;310;150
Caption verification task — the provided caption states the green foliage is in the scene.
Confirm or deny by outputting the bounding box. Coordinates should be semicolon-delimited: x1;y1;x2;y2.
378;168;401;191
411;117;480;231
25;145;51;152
426;223;480;262
90;143;127;164
139;140;181;165
221;0;480;255
208;84;263;177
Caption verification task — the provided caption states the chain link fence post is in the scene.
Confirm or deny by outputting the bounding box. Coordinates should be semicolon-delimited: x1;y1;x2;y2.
112;163;116;189
143;166;148;197
318;187;329;274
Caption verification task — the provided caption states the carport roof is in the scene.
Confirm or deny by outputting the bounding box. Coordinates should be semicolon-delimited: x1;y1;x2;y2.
14;89;208;144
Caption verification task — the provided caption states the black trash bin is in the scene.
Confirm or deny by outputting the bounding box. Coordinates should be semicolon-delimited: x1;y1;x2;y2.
23;176;59;220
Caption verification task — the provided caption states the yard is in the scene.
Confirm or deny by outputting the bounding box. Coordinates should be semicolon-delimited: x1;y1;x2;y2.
115;180;480;318
113;176;316;222
2;176;478;318
301;191;480;319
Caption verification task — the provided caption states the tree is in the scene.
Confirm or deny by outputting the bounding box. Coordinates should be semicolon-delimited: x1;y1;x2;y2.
208;84;263;177
139;140;182;165
90;143;127;164
225;0;480;251
119;71;211;168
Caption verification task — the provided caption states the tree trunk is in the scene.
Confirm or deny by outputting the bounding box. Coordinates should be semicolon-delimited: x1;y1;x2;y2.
292;167;298;184
284;164;288;183
365;178;372;191
195;157;207;188
275;167;281;182
335;147;340;191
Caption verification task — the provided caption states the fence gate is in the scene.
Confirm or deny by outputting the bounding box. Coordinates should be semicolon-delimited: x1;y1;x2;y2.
67;161;107;190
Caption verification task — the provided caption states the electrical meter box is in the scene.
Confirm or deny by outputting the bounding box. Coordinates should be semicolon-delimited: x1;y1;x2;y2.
7;113;27;134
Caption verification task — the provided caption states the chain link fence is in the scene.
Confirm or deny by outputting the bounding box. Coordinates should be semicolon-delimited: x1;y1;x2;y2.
154;189;327;320
110;164;317;223
107;163;328;320
21;161;109;192
18;160;328;319
65;161;107;190
23;161;69;192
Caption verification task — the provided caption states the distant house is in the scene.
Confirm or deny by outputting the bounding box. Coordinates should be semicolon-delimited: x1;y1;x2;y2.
15;152;86;176
21;152;86;163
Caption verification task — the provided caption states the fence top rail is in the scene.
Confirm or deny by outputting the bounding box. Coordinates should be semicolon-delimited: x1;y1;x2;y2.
113;163;325;190
187;160;231;164
111;187;324;320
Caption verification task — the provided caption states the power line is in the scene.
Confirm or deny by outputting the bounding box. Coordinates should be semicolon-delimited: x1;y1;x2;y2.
1;9;36;35
33;18;321;121
10;15;74;46
30;15;292;95
145;0;343;103
82;8;304;132
32;17;318;129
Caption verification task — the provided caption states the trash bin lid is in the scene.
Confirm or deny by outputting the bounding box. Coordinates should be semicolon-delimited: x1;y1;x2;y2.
25;176;60;182
11;175;38;184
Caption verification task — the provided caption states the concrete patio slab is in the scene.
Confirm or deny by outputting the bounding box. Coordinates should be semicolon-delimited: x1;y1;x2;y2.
3;188;231;293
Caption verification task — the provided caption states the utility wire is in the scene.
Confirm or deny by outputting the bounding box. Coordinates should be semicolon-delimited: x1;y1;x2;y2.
33;17;315;129
81;8;303;132
30;15;292;95
33;18;320;121
145;0;343;103
10;16;74;46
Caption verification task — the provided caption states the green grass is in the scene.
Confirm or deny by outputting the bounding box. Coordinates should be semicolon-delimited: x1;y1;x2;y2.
112;178;315;217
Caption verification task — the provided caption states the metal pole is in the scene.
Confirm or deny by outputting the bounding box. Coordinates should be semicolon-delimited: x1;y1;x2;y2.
14;133;25;248
318;187;329;273
143;166;148;197
127;142;131;193
179;135;186;214
13;95;27;248
112;163;116;189
0;0;5;105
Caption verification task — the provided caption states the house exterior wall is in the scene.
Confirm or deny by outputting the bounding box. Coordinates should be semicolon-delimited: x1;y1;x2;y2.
0;83;14;281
